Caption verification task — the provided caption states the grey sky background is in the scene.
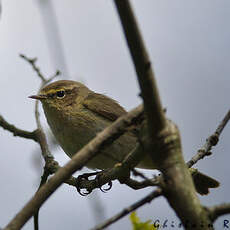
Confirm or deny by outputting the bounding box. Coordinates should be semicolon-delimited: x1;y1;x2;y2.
0;0;229;229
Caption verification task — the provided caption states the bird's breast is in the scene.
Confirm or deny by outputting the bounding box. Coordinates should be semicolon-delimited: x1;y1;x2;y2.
43;106;108;158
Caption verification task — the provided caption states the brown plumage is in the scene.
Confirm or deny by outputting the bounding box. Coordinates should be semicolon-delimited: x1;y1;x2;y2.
30;80;220;195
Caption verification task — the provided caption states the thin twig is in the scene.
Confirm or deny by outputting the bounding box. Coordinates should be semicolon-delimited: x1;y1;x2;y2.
19;54;60;161
2;54;119;197
20;54;60;85
46;70;61;84
208;203;230;222
0;115;38;142
20;54;60;230
124;177;159;190
132;168;149;180
187;109;230;168
34;101;53;161
90;188;162;230
20;54;46;83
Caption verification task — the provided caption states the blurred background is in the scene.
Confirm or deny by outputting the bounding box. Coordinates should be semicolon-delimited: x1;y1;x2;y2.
0;0;229;229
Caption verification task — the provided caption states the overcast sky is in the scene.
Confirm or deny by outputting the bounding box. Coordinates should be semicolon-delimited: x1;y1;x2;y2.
0;1;229;229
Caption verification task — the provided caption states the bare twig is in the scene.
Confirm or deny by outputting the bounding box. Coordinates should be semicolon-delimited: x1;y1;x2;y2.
187;109;230;168
208;203;230;222
20;54;60;230
34;97;53;161
20;54;60;161
20;54;46;83
0;111;74;184
90;188;162;230
0;115;38;142
124;177;159;190
132;168;149;180
20;54;60;85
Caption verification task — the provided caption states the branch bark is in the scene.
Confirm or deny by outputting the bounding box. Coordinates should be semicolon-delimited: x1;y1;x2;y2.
208;203;230;222
3;105;144;230
0;116;38;142
114;0;165;138
91;188;162;230
114;1;213;229
187;109;230;168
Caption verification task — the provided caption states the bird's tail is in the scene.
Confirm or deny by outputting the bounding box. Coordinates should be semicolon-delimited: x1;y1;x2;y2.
190;168;220;195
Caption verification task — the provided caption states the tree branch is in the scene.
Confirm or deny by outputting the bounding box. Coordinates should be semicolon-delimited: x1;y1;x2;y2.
20;54;60;84
114;0;165;138
20;54;47;82
208;203;230;222
75;142;159;194
84;107;229;194
0;89;77;189
114;1;212;229
0;115;38;142
187;109;230;168
91;188;162;230
3;55;146;229
3;105;145;230
20;54;61;230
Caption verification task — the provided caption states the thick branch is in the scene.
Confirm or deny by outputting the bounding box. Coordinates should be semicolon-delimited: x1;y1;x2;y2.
187;109;230;168
91;188;162;230
76;143;159;193
4;105;144;230
114;1;212;229
114;0;166;137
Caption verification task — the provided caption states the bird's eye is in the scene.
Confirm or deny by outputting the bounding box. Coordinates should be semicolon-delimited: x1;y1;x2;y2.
56;90;65;98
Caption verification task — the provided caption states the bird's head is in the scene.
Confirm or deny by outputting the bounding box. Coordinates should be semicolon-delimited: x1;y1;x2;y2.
29;80;89;110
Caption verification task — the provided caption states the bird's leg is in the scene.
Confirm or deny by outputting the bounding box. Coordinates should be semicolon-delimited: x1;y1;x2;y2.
75;170;113;196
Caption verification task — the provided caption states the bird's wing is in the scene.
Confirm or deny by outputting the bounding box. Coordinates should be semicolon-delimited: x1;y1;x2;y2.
83;93;127;121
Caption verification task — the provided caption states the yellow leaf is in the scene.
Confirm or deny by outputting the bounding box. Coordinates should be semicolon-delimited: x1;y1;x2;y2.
130;212;158;230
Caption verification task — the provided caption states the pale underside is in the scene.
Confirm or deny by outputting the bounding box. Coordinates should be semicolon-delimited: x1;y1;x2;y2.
43;102;154;170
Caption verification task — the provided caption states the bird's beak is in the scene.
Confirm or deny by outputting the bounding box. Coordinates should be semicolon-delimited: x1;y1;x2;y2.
28;95;47;100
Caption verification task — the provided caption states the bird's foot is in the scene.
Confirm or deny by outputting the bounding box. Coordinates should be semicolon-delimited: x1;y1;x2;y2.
75;170;113;196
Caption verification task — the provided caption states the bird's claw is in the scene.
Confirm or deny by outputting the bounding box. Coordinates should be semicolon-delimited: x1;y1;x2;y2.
75;173;95;196
100;181;112;192
75;171;113;196
77;188;91;196
98;177;113;193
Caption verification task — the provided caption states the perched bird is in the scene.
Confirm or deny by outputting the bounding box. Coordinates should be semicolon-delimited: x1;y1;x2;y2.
30;80;219;194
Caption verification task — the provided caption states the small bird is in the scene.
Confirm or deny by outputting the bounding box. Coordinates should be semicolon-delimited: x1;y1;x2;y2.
30;80;219;194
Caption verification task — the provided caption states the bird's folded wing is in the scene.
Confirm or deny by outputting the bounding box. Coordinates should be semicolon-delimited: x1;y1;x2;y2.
83;92;127;122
